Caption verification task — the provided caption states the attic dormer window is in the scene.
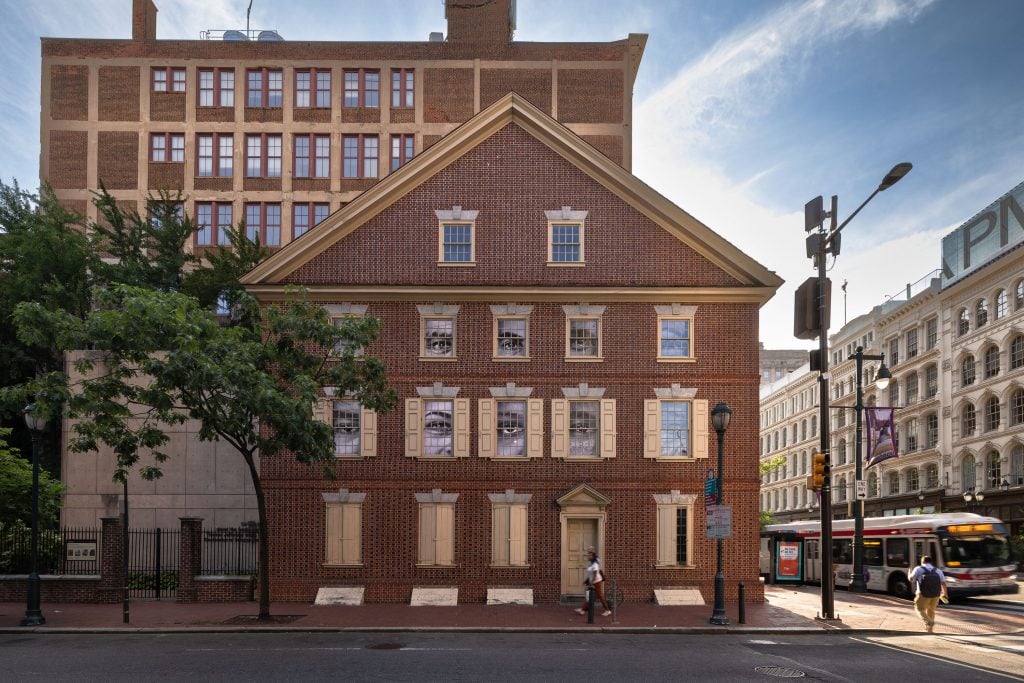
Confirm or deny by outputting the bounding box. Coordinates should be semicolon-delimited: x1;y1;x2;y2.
436;206;478;266
546;207;588;266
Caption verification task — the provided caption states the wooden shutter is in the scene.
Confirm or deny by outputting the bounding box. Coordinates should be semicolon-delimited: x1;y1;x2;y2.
600;399;616;458
509;504;527;566
656;505;676;566
551;399;568;458
491;503;510;565
527;398;544;458
643;399;660;459
417;504;434;565
436;503;454;565
478;399;496;458
693;399;709;460
315;399;331;425
405;398;422;458
325;503;344;565
454;398;470;457
340;504;361;564
360;407;377;458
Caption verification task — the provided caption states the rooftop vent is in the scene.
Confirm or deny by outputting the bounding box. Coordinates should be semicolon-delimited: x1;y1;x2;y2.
200;28;284;41
429;31;444;42
223;30;248;41
257;30;284;41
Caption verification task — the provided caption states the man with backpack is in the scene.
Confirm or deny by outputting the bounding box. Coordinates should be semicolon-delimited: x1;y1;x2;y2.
908;555;948;632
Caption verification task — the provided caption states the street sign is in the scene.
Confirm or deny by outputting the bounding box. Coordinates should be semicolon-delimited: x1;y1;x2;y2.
704;468;717;506
706;504;732;539
856;480;867;500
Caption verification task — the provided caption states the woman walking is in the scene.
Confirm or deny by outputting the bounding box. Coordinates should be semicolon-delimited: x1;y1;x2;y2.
575;547;612;617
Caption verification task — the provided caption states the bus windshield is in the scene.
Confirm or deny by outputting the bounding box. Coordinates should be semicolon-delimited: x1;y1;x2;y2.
941;535;1012;568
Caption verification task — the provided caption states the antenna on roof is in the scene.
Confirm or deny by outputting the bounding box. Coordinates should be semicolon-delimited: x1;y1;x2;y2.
246;0;253;35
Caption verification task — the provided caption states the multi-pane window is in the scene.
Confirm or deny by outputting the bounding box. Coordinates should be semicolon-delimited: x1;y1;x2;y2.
441;223;473;262
342;135;379;178
926;413;938;448
961;356;976;386
925;318;938;350
245;134;282;177
495;317;528;358
198;68;234;107
655;503;692;567
295;69;331;108
958;309;970;336
907;468;919;491
195;202;233;247
836;440;847;465
196;133;233;177
292;202;330;239
479;398;541;458
905;419;918;452
926;463;939;489
343;69;380;107
888;380;899;407
905;373;918;404
422;400;454;457
984;345;1000;379
567;318;600;358
1012;444;1024;485
836;476;847;502
962;403;976;437
658;317;692;359
986;451;1001;489
390;134;414;171
568;401;600;457
657;401;691;456
422;318;455;358
244;203;281;247
1010;334;1024;370
391;68;414;108
149;201;184;229
868;472;878;497
491;501;528;565
888;471;900;495
550;223;583;263
149;133;184;162
246;68;283;107
888;338;899;366
985;396;1000;432
495;400;527;457
925;364;938;398
995;289;1008;319
152;67;185;92
331;400;361;456
976;299;989;327
294;134;330;178
1017;280;1024;310
905;329;918;358
1014;389;1024;427
962;454;977;490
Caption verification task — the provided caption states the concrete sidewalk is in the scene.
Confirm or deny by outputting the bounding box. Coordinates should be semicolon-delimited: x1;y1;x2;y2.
1;586;1020;635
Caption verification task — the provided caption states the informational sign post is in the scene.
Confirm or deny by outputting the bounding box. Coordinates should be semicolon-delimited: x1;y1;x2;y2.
856;480;867;500
703;468;718;507
774;540;803;581
706;504;732;539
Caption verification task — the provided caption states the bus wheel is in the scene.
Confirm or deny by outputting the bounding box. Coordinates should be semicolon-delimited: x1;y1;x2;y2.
888;573;912;600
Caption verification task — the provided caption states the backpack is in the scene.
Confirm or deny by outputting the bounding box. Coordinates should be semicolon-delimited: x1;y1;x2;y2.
919;566;942;598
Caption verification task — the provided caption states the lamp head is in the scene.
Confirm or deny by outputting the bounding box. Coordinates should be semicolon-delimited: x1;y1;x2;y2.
878;162;912;191
711;402;732;434
975;490;985;502
22;403;46;432
1002;478;1010;492
962;488;973;503
874;360;892;390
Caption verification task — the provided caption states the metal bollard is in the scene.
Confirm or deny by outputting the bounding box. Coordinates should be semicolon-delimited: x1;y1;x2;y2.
738;582;746;624
587;584;595;624
611;578;617;623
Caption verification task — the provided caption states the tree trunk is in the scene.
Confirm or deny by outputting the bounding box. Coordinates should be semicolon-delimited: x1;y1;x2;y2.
242;450;271;620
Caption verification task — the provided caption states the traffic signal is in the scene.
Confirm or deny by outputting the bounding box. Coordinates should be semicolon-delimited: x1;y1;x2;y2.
810;451;827;490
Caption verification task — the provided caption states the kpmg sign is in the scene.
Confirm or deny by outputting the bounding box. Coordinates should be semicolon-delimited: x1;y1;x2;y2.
941;181;1024;287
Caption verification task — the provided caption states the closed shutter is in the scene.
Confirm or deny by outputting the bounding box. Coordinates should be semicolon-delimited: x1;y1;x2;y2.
417;504;434;565
361;408;377;457
643;399;660;459
656;505;676;566
315;399;331;425
340;504;361;564
693;399;709;459
325;503;344;565
478;399;496;458
527;399;544;458
453;398;470;457
509;504;527;566
436;503;454;565
600;399;617;458
551;399;568;458
491;503;510;565
405;398;422;458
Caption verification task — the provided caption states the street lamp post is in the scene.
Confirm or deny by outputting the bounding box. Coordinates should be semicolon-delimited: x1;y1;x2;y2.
849;347;890;593
21;404;47;627
801;162;911;620
709;402;732;626
963;488;985;513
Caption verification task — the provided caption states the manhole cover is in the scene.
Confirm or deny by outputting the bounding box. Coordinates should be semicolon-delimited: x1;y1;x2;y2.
754;666;805;678
366;643;405;650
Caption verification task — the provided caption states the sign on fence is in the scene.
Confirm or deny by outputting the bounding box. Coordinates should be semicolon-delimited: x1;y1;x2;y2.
65;541;97;562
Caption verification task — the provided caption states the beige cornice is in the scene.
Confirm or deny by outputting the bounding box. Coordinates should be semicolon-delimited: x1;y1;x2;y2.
244;285;777;305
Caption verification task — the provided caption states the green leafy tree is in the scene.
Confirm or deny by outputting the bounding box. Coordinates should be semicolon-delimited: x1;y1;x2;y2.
13;285;396;619
759;455;787;477
0;428;65;529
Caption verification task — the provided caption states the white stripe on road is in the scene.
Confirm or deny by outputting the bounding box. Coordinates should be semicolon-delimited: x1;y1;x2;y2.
850;637;1024;681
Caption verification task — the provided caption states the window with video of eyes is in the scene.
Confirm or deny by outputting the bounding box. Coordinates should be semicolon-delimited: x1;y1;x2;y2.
496;400;527;457
423;400;454;456
332;400;361;456
568;401;600;457
423;318;454;358
567;318;599;358
659;401;690;456
496;318;527;358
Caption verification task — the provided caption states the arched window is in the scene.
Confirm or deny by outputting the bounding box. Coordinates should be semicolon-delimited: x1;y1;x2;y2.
801;451;808;475
976;299;989;327
773;490;779;511
782;488;788;510
905;418;919;451
837;476;847;502
961;355;976;386
888;379;899;407
958;308;970;336
962;453;977;491
868;471;878;497
905;372;919;404
925;463;939;489
986;451;1001;489
1010;335;1024;370
888;471;900;495
782;429;787;447
985;396;1000;432
961;403;976;437
811;415;817;436
995;289;1008;319
1012;389;1024;426
1012;445;1024;486
925;364;938;398
801;420;807;441
837;439;847;465
907;468;919;491
1017;280;1024;310
984;345;1000;379
925;413;939;448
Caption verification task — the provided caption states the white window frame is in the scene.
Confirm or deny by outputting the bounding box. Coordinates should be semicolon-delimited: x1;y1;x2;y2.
434;207;478;266
551;385;615;460
323;489;364;567
643;392;709;461
655;305;696;362
563;305;605;362
654;491;696;568
417;304;460;361
545;207;588;266
489;490;531;567
478;384;543;459
490;304;532;361
316;391;377;458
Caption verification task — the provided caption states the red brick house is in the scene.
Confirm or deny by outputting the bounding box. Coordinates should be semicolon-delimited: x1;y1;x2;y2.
242;93;782;604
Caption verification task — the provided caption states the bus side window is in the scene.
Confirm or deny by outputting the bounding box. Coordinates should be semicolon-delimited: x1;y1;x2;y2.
886;538;909;568
832;539;852;564
913;539;926;564
863;540;884;566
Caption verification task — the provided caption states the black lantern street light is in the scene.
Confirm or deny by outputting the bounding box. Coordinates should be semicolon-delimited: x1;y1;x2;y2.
709;402;732;626
21;404;47;627
849;348;890;593
963;487;985;513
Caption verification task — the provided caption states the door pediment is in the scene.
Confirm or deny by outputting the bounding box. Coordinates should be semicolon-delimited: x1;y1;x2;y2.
557;483;611;510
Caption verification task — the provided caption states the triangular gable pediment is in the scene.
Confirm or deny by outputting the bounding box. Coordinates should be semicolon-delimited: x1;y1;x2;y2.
241;93;782;298
557;483;612;509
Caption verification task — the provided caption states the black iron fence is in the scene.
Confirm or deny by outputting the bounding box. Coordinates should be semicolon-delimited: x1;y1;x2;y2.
203;525;259;576
0;525;101;575
127;527;180;599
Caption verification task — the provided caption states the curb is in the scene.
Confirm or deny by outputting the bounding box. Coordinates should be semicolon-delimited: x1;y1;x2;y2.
0;626;923;636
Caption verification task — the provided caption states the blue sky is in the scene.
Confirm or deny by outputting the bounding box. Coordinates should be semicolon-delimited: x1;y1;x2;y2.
2;0;1023;349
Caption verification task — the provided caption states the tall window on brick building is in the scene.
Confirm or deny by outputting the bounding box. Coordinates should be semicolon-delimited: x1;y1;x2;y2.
292;202;330;239
342;135;378;178
196;133;233;177
150;133;184;162
390;134;414;171
343;69;379;107
391;68;414;108
198;68;234;107
195;202;233;247
246;68;283;108
294;134;330;178
244;203;281;247
246;134;282;178
152;67;185;92
295;69;331;108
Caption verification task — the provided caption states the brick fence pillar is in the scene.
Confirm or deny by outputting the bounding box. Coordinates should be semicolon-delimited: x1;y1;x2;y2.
98;516;124;603
177;517;203;603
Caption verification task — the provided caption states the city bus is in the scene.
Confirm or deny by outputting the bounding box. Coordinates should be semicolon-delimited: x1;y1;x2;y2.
760;513;1018;599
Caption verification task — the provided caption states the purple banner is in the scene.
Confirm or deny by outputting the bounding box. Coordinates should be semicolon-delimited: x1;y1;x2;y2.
865;407;898;468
